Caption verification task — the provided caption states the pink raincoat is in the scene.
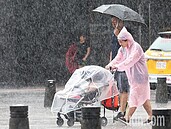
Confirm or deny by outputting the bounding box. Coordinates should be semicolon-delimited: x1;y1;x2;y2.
107;27;150;107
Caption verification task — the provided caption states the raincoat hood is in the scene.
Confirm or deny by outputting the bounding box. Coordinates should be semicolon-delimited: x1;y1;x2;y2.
118;27;134;48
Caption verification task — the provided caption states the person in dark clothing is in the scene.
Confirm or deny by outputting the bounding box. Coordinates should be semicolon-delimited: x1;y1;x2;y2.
110;32;120;60
76;34;91;68
65;33;91;74
109;17;130;120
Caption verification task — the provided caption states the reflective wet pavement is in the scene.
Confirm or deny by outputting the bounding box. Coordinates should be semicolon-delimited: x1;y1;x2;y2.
0;87;171;129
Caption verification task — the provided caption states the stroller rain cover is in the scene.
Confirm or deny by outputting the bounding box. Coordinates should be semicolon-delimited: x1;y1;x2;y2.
51;65;119;114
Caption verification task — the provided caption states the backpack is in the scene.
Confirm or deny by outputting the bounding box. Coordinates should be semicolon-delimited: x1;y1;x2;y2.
101;95;119;111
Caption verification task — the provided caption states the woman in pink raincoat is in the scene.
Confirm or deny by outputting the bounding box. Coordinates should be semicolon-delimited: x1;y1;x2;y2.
105;27;152;124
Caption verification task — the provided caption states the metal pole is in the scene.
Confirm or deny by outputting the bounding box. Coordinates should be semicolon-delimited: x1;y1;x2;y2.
156;77;168;103
81;106;101;129
9;105;29;129
152;109;171;129
44;80;56;107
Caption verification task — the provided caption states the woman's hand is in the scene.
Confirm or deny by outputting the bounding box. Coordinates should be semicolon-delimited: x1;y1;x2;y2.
105;65;117;71
105;65;110;70
111;67;117;71
82;57;86;61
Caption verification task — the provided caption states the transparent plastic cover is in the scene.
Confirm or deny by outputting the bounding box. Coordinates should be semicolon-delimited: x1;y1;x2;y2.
51;65;119;114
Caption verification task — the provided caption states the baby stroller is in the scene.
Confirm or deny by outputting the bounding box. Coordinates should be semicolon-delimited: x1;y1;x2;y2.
51;65;119;127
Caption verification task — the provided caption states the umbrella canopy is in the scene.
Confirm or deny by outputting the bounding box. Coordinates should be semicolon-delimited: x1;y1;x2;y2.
93;4;146;25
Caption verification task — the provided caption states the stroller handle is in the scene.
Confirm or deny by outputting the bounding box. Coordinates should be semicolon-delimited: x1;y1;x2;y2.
109;67;115;74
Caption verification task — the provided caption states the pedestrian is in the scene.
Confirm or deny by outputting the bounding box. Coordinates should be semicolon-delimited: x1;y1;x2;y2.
109;16;130;119
65;33;91;74
105;27;152;124
65;42;78;74
76;33;91;68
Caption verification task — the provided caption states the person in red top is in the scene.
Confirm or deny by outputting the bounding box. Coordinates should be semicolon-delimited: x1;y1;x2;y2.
65;33;91;74
65;43;78;74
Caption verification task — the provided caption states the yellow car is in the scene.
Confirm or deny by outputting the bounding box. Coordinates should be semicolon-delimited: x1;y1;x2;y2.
145;31;171;90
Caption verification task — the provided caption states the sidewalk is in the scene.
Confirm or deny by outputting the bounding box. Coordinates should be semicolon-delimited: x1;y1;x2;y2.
0;87;170;129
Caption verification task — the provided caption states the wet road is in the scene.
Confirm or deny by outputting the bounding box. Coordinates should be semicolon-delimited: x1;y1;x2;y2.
0;87;171;129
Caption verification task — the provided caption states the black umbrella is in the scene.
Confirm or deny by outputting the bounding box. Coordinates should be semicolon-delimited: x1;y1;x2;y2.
93;4;146;25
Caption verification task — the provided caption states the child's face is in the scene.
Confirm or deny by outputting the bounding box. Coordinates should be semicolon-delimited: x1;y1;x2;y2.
80;35;86;43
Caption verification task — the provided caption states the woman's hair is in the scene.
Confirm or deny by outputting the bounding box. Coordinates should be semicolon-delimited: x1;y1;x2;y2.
79;33;86;38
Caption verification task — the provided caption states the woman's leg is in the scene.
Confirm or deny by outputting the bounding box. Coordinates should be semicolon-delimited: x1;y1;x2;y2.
120;92;129;113
125;107;137;121
143;99;152;120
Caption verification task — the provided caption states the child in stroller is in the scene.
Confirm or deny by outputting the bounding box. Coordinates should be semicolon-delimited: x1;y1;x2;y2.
51;65;119;127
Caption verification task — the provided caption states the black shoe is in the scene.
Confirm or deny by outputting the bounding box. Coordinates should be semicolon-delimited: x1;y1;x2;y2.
143;119;152;124
118;117;129;125
115;112;125;119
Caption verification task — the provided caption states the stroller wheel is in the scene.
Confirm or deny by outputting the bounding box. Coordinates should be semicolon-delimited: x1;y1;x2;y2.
101;117;108;126
67;118;74;127
56;118;64;127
